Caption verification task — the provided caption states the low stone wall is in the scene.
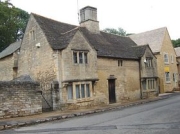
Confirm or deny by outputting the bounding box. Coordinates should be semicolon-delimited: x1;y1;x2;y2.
0;81;42;119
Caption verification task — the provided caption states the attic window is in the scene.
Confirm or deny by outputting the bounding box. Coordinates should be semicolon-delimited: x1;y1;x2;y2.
30;30;35;41
164;53;169;64
118;60;123;66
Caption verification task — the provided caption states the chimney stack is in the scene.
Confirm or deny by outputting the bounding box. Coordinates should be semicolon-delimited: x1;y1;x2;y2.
80;6;99;33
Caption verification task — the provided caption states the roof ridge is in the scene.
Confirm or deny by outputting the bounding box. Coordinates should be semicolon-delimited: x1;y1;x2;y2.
100;31;129;38
32;13;78;27
130;27;167;36
61;27;79;35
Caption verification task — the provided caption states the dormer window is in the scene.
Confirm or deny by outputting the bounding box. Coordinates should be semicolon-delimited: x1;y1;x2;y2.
73;51;88;64
145;58;153;67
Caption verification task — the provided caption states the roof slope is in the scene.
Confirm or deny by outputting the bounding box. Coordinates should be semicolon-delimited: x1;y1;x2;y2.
175;47;180;57
32;13;78;50
132;45;148;58
0;41;21;59
129;27;166;53
80;28;138;59
32;13;145;59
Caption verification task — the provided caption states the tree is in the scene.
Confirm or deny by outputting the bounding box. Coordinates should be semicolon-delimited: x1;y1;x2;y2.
0;0;29;52
172;38;180;48
103;27;127;36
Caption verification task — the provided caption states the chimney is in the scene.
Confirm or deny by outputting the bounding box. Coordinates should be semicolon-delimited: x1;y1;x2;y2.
80;6;99;33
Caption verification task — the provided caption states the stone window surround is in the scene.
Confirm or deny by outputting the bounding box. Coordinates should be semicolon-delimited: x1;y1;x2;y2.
145;57;153;68
66;81;92;103
164;53;169;64
72;50;88;64
29;29;36;41
165;72;171;83
118;60;123;66
142;78;156;90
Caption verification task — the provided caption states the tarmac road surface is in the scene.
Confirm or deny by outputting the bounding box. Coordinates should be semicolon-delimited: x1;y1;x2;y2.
2;94;180;134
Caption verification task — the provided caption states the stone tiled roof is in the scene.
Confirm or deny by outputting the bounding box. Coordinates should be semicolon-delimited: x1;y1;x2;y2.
129;27;167;53
175;47;180;57
33;13;146;59
132;45;148;58
0;41;21;59
80;28;138;59
33;13;78;50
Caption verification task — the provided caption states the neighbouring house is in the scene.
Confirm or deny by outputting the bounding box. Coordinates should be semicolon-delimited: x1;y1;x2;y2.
175;47;180;87
0;41;21;81
130;27;178;93
132;45;158;98
0;6;158;111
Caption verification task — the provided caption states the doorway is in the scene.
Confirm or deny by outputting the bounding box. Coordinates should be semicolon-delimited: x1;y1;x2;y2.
108;79;116;103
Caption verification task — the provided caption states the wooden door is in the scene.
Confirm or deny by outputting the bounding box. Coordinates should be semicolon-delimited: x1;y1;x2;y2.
108;79;116;103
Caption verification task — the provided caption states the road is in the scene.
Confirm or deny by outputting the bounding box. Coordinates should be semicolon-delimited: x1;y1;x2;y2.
2;95;180;134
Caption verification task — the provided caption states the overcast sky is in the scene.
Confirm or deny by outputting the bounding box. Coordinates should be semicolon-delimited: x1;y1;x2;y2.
10;0;180;39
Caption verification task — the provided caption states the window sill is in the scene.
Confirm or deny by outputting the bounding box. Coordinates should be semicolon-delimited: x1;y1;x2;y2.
67;98;94;103
165;81;171;84
142;89;157;92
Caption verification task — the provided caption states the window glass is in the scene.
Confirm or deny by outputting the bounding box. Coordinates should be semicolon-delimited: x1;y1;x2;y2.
164;54;169;64
73;52;78;63
165;72;170;82
67;85;73;100
81;84;85;98
79;52;83;64
146;58;152;67
84;53;88;64
86;84;90;97
76;85;80;98
118;60;123;66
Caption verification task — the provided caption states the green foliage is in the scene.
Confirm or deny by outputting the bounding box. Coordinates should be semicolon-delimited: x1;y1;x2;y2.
103;27;127;36
0;0;29;52
172;38;180;48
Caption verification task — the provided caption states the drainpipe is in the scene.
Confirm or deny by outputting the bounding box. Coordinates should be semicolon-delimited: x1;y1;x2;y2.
57;50;63;106
138;59;143;99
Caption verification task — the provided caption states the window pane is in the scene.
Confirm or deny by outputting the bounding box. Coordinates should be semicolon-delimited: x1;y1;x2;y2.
164;54;169;63
76;85;80;98
73;52;78;63
146;58;152;67
118;60;123;66
81;84;85;98
79;52;83;63
165;72;170;82
86;84;90;97
67;85;73;100
84;53;88;64
142;80;146;90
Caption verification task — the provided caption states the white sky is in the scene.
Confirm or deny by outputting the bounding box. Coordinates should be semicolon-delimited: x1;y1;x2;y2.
10;0;180;39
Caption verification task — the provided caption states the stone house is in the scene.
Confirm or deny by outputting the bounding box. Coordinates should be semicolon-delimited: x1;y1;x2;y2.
0;41;21;81
130;28;178;93
175;47;180;86
0;6;158;110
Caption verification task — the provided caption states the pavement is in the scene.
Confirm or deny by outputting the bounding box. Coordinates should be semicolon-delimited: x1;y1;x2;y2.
0;92;179;131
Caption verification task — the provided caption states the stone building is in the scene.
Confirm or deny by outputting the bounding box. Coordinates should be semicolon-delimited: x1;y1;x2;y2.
0;6;158;110
130;28;178;93
175;47;180;86
0;41;21;81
